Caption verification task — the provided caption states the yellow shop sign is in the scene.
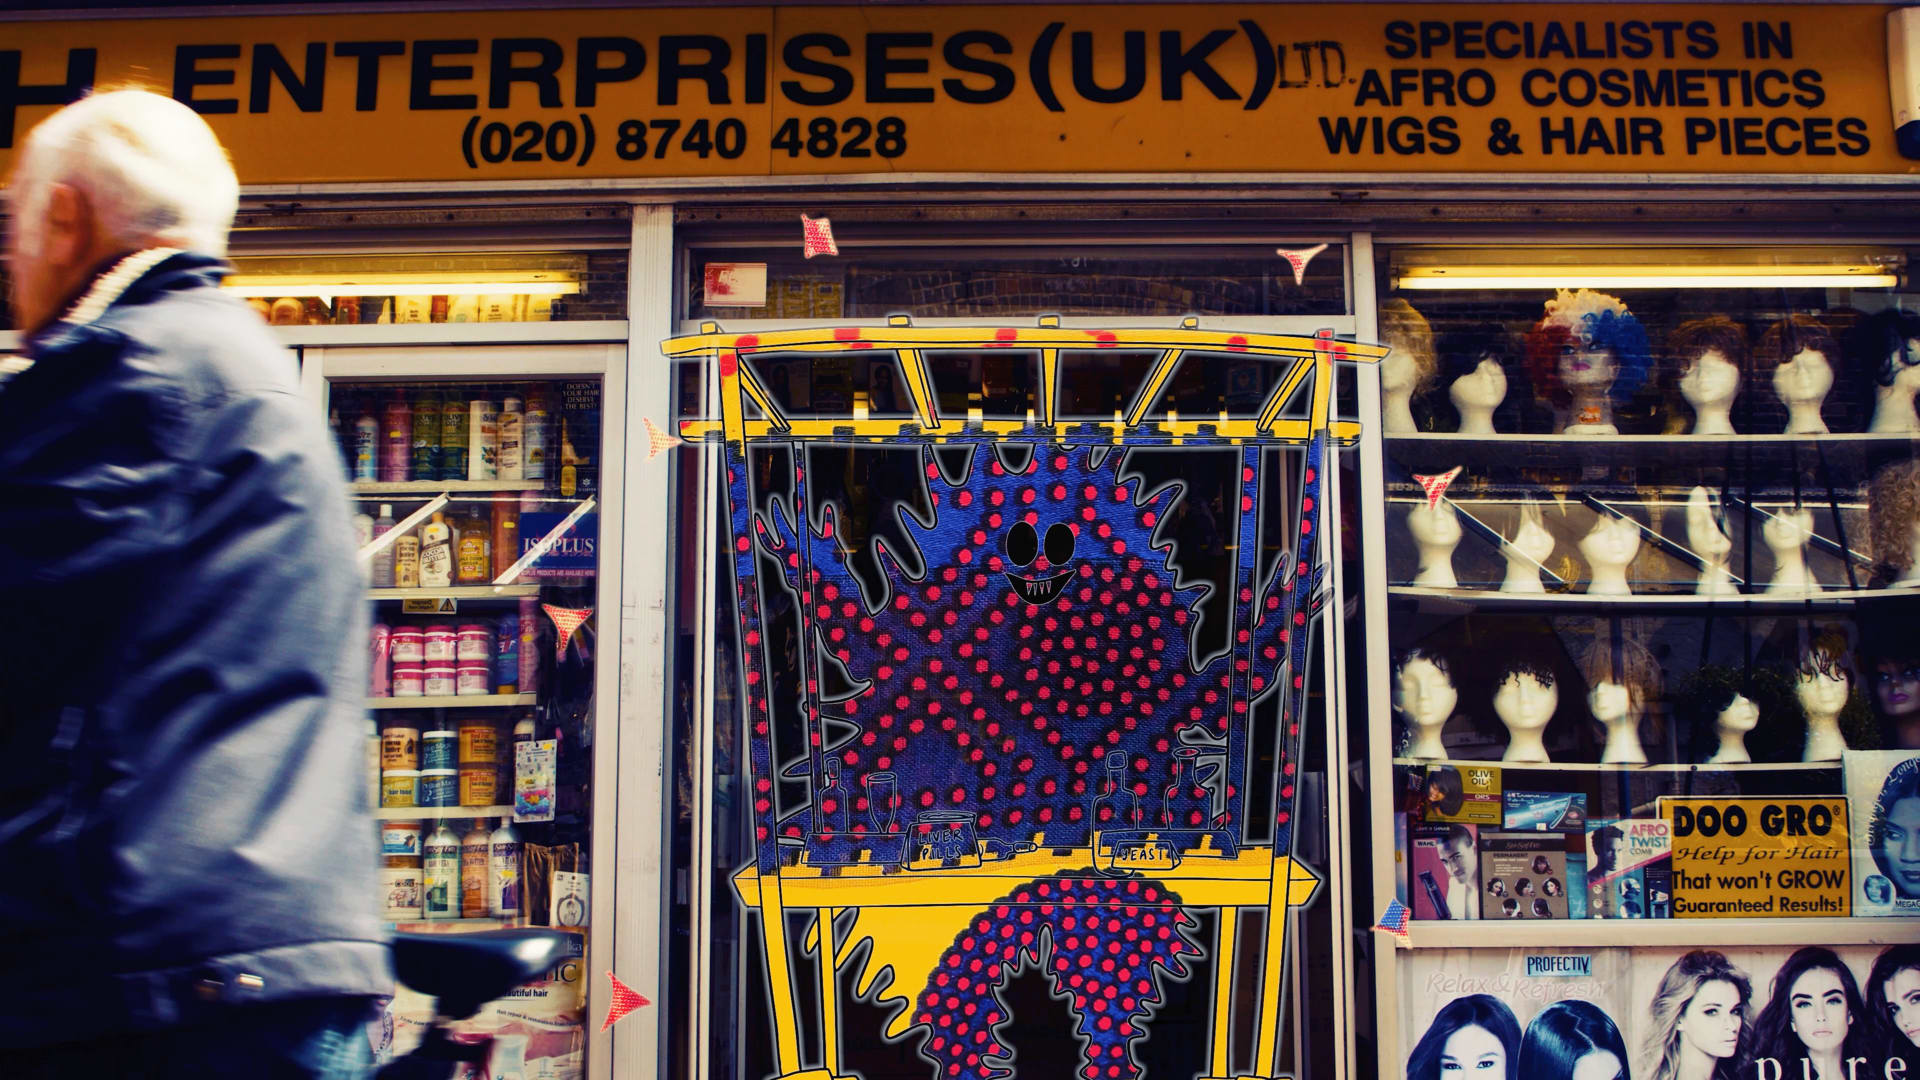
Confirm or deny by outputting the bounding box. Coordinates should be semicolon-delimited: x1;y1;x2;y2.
0;4;1910;183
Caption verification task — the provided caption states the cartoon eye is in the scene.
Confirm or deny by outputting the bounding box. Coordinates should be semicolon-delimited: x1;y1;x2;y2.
1044;523;1074;565
1007;520;1038;566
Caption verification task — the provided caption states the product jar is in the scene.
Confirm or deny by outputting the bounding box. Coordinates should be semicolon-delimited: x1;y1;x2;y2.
380;821;424;860
455;663;491;696
459;721;500;764
419;769;459;807
421;729;457;771
379;725;420;771
422;665;457;698
381;769;420;808
380;866;424;921
390;627;425;664
422;625;458;663
391;663;425;697
456;624;492;662
459;764;498;807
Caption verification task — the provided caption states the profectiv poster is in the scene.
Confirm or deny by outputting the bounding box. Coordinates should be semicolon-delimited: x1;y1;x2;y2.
1402;945;1920;1080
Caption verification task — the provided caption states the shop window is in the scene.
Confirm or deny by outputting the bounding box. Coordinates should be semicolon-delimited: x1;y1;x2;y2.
1370;244;1920;1078
686;244;1347;320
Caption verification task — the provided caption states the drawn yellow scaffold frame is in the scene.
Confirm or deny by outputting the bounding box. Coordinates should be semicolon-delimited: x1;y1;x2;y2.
665;317;1386;1080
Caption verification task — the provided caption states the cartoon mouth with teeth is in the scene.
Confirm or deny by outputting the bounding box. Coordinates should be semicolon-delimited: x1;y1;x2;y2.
1004;519;1076;606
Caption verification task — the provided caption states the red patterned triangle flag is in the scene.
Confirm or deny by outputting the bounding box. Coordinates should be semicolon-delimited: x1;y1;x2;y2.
1411;466;1463;511
1275;243;1328;286
601;971;651;1031
801;213;838;258
643;416;683;460
543;604;594;661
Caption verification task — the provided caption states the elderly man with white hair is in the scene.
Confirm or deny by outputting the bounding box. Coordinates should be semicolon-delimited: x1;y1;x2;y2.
0;90;387;1077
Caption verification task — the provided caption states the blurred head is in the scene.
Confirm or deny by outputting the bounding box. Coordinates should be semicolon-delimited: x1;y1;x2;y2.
7;89;238;334
1406;993;1522;1080
1646;951;1751;1080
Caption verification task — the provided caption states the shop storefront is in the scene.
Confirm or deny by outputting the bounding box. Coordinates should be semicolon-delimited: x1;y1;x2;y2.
5;4;1919;1079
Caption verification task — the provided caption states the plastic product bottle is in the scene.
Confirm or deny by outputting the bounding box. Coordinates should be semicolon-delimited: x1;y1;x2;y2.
370;504;396;586
423;823;460;919
439;393;470;482
523;391;549;481
352;411;378;482
489;819;522;919
419;512;453;588
497;396;525;480
461;820;491;919
393;533;420;589
467;399;500;481
518;596;540;695
381;396;411;482
455;513;491;585
411;390;441;480
492;501;520;580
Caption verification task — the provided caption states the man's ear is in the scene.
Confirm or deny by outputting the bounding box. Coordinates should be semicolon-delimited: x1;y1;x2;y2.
41;182;92;271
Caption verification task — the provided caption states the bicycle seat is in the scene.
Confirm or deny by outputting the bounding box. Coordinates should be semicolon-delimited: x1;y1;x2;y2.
392;929;580;1020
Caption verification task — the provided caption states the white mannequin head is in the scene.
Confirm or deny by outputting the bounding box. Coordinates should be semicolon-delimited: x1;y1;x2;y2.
1580;514;1642;595
1501;502;1556;593
1763;506;1815;554
1493;656;1559;762
1717;694;1760;736
1773;347;1834;408
1450;356;1507;410
1394;648;1457;759
1581;633;1660;763
1792;625;1856;762
1796;665;1851;717
1408;500;1462;546
1560;341;1619;393
1680;349;1741;411
1686;486;1733;565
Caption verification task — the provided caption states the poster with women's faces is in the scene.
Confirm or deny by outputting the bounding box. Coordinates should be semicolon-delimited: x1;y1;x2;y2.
1403;944;1920;1080
1846;750;1920;916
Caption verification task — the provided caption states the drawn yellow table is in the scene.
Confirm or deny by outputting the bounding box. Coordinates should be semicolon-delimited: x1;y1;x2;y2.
732;843;1320;1080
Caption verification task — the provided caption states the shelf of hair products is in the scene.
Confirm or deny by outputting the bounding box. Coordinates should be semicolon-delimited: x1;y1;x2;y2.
1381;249;1920;1080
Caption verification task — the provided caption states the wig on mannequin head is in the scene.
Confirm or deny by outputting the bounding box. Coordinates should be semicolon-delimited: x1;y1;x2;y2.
1675;664;1794;763
1524;289;1653;406
1434;321;1531;431
1752;621;1876;757
1382;297;1440;392
1406;993;1524;1080
1577;628;1665;742
1754;315;1849;430
1864;943;1920;1053
1645;950;1753;1080
1750;946;1873;1068
1842;307;1920;389
1663;316;1750;431
1518;998;1632;1080
1867;459;1920;584
1395;643;1455;682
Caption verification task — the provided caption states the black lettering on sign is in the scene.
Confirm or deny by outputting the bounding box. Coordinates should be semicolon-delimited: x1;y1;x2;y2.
1159;28;1239;101
942;30;1014;104
411;39;478;110
1540;115;1665;155
175;43;240;114
745;34;767;104
0;47;95;147
575;37;645;108
866;32;934;104
489;38;563;109
248;42;324;113
782;33;853;106
1316;114;1459;154
334;41;404;112
1071;29;1145;104
659;35;731;105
